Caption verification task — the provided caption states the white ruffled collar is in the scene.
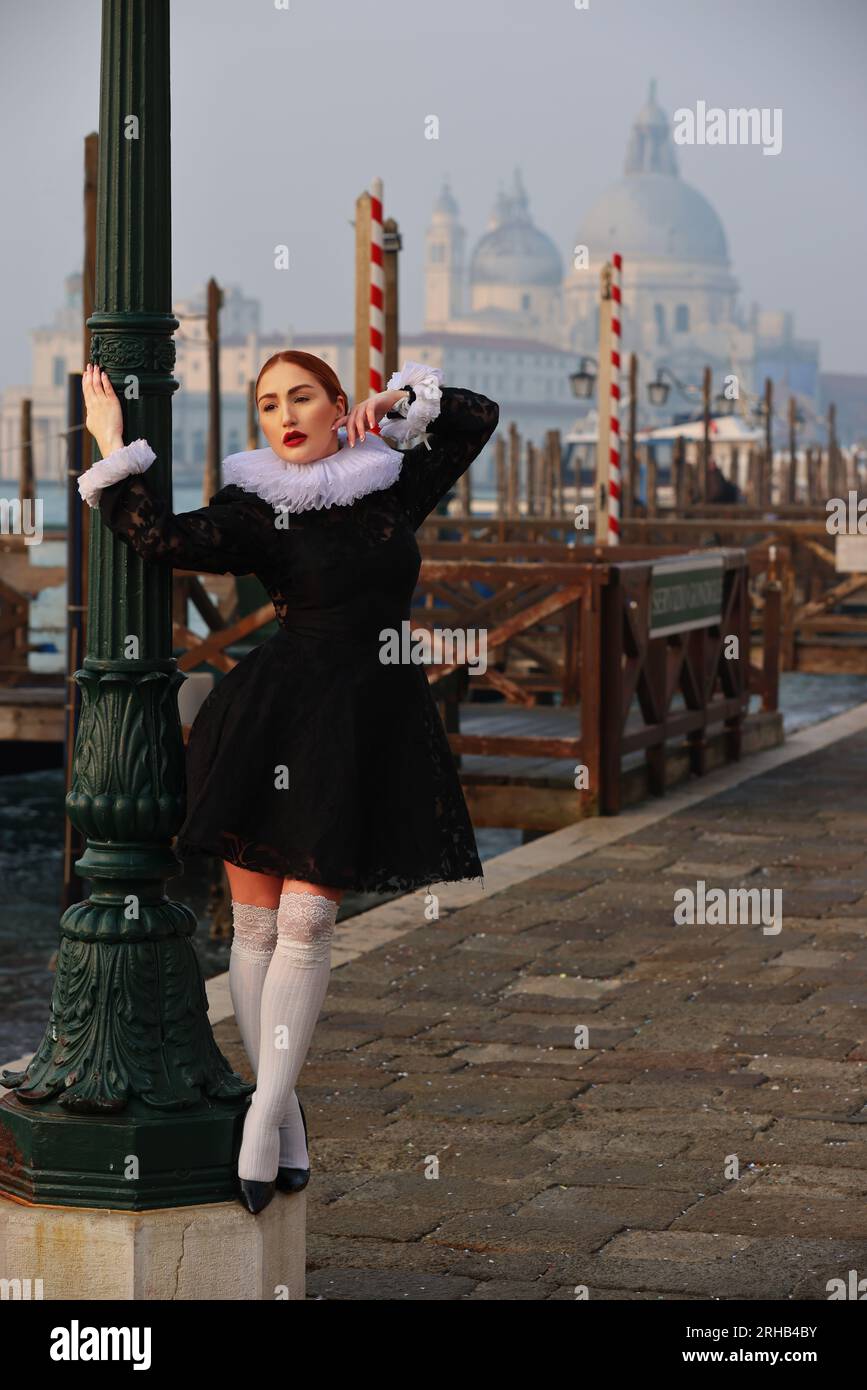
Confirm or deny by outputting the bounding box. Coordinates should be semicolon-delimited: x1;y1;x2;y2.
221;428;404;513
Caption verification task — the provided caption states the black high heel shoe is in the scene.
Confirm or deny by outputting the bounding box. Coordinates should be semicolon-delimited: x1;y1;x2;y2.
275;1098;310;1193
237;1178;276;1215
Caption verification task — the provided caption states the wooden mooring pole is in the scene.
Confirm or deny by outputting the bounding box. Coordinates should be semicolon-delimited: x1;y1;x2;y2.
763;377;774;506
700;364;711;503
202;276;223;504
594;260;613;543
382;215;401;386
18;399;33;512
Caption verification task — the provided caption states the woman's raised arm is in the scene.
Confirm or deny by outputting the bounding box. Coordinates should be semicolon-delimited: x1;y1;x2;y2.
79;437;266;577
378;362;499;531
79;366;264;576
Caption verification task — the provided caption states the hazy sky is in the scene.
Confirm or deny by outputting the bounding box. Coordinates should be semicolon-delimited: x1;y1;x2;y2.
1;0;865;391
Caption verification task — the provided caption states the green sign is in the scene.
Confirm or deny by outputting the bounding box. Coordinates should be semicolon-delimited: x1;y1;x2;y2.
650;555;724;637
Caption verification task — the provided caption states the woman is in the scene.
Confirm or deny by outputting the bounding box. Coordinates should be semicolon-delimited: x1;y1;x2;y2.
79;353;499;1214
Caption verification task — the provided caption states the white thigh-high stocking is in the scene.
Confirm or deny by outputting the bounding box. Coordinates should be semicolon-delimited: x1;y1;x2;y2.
236;890;337;1183
229;902;306;1169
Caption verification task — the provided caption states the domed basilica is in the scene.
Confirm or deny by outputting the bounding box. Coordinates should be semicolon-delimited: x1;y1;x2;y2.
424;82;818;417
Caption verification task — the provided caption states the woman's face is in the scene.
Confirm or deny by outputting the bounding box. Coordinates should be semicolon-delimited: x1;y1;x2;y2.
257;362;345;465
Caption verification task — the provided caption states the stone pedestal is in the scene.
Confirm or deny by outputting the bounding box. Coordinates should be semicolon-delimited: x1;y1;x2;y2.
0;1191;305;1300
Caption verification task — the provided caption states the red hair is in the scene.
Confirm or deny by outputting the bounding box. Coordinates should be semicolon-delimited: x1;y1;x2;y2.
255;350;349;416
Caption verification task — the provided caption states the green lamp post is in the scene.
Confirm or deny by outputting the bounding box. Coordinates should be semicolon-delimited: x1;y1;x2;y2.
0;0;252;1209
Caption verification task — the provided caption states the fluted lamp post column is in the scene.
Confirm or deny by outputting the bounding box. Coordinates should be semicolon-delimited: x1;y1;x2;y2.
0;0;252;1210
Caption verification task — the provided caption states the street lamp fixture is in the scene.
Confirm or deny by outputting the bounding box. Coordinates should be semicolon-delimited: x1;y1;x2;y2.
570;356;597;400
649;365;731;414
647;369;672;408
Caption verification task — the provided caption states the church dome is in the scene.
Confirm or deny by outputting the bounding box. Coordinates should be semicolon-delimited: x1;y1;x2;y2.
577;81;730;267
579;173;729;265
470;169;563;287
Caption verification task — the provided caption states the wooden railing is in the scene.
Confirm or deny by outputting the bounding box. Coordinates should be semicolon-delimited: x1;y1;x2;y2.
413;542;779;815
412;557;605;812
624;515;867;673
170;541;781;816
598;550;751;813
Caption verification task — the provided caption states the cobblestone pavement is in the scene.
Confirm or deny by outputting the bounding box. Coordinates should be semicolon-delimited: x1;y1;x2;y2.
214;731;867;1300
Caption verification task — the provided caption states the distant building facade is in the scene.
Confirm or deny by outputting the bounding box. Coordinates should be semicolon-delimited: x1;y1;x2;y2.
424;82;822;443
0;275;272;485
0;278;570;492
3;84;844;491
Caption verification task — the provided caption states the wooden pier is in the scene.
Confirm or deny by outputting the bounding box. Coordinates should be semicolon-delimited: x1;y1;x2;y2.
4;417;864;816
7;532;774;829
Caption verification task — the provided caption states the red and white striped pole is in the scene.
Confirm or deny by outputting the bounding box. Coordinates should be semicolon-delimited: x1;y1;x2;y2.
608;251;622;544
369;177;385;395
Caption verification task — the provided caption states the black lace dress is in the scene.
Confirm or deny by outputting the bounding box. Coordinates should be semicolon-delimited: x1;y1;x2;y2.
96;386;499;893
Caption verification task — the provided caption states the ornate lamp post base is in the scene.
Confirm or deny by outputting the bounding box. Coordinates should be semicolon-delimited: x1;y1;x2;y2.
0;1092;251;1210
0;852;254;1207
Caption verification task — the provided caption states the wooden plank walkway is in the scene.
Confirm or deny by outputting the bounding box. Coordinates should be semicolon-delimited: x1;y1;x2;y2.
453;699;728;782
213;722;867;1299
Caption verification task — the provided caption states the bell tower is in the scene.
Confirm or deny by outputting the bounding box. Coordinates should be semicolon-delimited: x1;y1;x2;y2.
424;178;466;329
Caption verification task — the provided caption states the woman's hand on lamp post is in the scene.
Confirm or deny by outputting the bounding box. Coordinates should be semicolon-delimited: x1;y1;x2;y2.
82;363;125;458
333;388;409;447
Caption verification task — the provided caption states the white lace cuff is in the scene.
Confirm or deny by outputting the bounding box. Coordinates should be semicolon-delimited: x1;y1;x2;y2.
77;438;157;509
379;361;443;452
